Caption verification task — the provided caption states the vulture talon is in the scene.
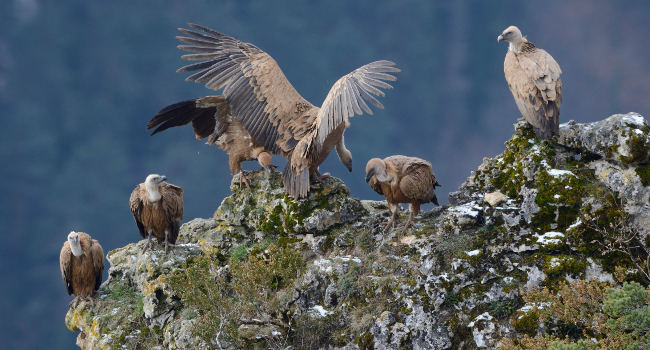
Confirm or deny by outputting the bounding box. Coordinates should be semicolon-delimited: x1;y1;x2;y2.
238;171;252;190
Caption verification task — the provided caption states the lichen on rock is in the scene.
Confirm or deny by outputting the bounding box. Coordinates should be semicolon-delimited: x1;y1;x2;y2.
66;113;650;349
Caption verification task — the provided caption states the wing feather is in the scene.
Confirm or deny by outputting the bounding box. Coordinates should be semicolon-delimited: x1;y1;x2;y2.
504;45;562;139
60;242;73;295
176;24;315;154
89;240;105;291
129;185;147;239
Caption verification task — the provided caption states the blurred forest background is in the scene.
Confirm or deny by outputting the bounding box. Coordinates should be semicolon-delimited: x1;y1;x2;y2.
1;0;649;348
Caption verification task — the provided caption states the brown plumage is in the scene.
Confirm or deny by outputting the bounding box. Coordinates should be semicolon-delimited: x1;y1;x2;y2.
365;155;441;232
59;231;104;299
147;95;273;189
129;174;184;253
498;25;562;139
175;23;399;198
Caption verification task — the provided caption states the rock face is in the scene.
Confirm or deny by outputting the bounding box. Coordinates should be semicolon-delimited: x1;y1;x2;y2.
66;113;649;349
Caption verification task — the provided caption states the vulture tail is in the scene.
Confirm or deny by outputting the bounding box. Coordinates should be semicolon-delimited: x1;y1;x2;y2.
147;98;224;139
282;165;310;199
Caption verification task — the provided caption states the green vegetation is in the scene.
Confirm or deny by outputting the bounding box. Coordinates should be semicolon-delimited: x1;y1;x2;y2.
502;280;650;350
169;243;306;347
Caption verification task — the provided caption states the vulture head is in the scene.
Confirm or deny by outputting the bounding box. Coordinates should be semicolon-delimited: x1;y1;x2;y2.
144;174;167;202
68;231;83;257
365;158;389;183
497;26;524;51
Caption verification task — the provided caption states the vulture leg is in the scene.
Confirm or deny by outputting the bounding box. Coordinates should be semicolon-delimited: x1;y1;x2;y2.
143;232;154;252
164;230;171;254
383;203;400;232
237;171;252;190
401;210;416;234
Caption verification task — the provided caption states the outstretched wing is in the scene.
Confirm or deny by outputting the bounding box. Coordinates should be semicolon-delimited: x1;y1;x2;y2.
313;60;399;147
176;23;315;154
147;96;230;140
129;185;147;239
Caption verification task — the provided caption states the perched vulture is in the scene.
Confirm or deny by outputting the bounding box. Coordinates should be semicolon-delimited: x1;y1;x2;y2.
498;25;562;139
59;231;104;299
147;95;273;189
129;174;184;252
365;155;441;232
175;23;399;198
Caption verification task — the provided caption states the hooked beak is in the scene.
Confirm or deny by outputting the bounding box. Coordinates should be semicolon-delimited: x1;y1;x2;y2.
497;34;504;42
346;163;352;173
365;169;376;183
159;175;167;182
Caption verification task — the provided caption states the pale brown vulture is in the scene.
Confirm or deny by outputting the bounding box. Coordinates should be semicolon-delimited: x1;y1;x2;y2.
129;174;184;252
498;25;562;139
175;23;399;198
59;231;105;299
365;155;440;232
147;95;273;189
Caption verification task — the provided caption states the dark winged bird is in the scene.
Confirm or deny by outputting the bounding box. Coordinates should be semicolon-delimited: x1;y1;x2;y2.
60;231;105;300
147;96;273;189
365;155;440;232
174;23;399;198
129;174;184;253
498;25;562;139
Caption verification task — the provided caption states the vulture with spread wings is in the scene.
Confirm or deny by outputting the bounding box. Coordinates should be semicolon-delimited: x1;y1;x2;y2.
175;23;399;198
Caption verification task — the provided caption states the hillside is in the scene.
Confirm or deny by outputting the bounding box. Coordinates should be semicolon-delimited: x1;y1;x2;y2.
65;113;649;349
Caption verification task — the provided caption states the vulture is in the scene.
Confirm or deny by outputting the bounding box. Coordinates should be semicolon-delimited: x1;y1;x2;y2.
129;174;184;253
498;25;562;139
59;231;105;300
365;155;441;232
147;95;273;189
174;23;399;198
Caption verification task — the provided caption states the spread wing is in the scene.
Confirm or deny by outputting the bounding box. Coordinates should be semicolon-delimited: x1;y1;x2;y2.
161;183;184;244
90;240;105;291
176;23;315;154
129;185;147;239
147;96;230;141
313;60;399;147
59;242;73;295
504;44;562;138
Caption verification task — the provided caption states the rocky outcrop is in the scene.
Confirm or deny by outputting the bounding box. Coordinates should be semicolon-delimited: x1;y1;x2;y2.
66;113;649;349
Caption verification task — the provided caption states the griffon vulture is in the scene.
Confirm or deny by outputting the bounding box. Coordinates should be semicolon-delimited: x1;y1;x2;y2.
59;231;105;299
175;23;399;198
498;25;562;139
365;156;440;232
129;174;184;253
147;95;273;189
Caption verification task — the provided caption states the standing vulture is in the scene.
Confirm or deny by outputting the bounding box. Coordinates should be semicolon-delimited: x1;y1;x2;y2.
175;23;399;198
498;25;562;139
365;155;441;232
59;231;105;300
129;174;184;253
147;95;273;189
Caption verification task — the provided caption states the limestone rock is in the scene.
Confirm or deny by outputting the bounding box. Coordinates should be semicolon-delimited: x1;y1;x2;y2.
483;191;507;207
65;113;650;349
